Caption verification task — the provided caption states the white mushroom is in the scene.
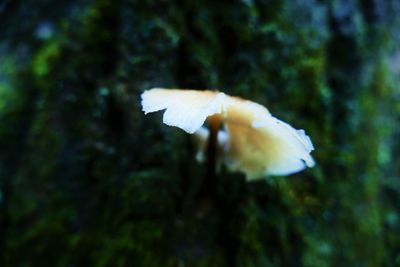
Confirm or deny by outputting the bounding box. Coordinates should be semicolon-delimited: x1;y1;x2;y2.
141;88;315;180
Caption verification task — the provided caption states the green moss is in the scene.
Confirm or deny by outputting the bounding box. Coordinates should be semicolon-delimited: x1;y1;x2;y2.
33;41;61;77
1;0;400;266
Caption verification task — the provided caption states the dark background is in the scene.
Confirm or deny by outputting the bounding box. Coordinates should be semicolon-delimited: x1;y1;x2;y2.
1;0;400;266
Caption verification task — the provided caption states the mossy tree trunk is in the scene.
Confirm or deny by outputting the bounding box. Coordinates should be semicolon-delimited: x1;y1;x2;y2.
0;0;399;266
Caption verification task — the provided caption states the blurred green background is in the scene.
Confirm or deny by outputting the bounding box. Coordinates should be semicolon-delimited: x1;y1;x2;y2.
1;0;400;266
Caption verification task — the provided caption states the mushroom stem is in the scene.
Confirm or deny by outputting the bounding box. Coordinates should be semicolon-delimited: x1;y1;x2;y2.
206;114;222;192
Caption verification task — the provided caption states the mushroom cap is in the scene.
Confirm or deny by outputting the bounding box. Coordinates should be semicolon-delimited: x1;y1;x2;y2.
141;88;315;180
222;97;314;179
141;88;226;134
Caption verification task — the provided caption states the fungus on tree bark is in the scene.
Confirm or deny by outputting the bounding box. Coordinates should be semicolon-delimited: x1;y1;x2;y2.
141;88;315;180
